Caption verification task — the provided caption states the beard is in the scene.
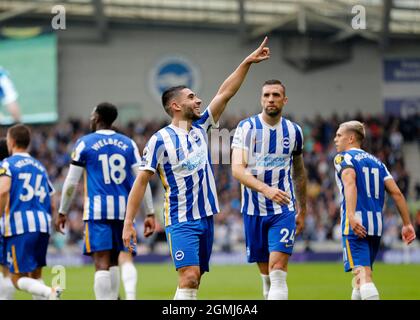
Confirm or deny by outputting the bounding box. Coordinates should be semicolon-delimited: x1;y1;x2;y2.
184;107;201;121
265;106;281;117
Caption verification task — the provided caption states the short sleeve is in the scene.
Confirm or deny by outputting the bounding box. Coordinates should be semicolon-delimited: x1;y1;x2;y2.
70;139;86;167
130;139;142;168
192;107;219;132
292;123;304;155
139;133;165;173
47;178;55;196
0;160;11;177
383;163;393;181
333;152;354;176
232;120;252;150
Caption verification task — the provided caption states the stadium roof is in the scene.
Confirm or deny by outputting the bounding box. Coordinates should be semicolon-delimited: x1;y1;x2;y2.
1;0;419;44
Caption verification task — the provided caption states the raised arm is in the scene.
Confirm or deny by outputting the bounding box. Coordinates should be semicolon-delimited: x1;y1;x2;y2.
292;154;307;235
231;147;290;205
123;170;155;250
6;101;21;123
208;37;270;123
385;178;416;244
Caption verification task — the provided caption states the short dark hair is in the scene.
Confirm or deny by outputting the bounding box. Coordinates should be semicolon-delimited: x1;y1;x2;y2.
0;138;9;161
161;85;187;116
7;124;31;149
263;79;286;95
95;102;118;126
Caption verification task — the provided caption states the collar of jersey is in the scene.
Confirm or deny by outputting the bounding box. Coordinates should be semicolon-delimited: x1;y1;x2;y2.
349;147;363;151
168;124;194;135
13;152;30;157
96;129;115;135
258;113;283;129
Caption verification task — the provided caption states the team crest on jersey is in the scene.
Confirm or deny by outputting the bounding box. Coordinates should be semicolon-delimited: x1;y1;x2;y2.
175;250;184;261
190;130;199;142
282;137;290;148
143;148;149;158
335;155;344;165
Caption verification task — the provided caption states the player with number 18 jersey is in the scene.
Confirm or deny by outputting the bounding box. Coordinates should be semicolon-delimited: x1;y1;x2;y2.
70;129;142;254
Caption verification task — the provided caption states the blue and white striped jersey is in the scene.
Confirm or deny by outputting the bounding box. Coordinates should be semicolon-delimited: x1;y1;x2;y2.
0;67;18;105
334;148;393;237
71;130;142;221
140;107;220;226
0;160;4;236
0;153;54;237
231;114;304;216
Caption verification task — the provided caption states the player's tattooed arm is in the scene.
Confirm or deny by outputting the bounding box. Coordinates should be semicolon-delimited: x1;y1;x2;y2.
292;153;307;235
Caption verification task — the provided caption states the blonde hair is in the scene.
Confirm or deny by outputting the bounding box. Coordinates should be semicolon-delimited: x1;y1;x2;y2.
339;120;365;143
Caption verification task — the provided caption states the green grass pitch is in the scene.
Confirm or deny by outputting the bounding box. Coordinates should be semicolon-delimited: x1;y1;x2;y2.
13;262;420;300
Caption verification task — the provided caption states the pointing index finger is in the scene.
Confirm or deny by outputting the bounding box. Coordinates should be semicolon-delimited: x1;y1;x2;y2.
259;36;268;49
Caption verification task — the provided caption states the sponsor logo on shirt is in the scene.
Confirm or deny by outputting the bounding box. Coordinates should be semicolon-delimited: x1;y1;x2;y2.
255;154;286;168
181;150;206;171
335;155;344;165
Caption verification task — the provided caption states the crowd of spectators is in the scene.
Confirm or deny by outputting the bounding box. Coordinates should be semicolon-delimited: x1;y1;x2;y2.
1;110;418;254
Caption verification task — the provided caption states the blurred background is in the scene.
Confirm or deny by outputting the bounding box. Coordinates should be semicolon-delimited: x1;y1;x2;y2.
0;0;419;266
